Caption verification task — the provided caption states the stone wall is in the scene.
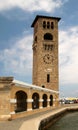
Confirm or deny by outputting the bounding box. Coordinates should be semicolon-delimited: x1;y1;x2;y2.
32;16;59;91
0;77;13;120
0;77;59;120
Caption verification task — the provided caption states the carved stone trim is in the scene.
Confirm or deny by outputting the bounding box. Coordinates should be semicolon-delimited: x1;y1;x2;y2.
0;77;14;83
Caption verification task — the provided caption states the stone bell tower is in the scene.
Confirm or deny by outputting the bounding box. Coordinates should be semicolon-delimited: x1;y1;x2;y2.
31;15;61;91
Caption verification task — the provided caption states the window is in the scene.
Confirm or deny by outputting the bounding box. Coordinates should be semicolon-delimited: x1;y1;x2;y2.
47;45;53;51
47;21;50;29
44;33;53;40
43;44;54;51
43;21;46;28
42;85;45;88
35;36;37;42
44;44;47;50
47;74;50;83
51;22;54;29
43;21;54;29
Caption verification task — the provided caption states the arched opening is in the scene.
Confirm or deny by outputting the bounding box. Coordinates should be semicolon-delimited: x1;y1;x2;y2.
47;21;50;29
32;93;39;109
15;91;27;113
44;33;53;40
43;94;47;107
50;95;53;106
51;22;54;29
43;21;46;28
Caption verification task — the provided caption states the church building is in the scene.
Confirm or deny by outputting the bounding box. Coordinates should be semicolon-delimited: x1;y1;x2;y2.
0;15;61;120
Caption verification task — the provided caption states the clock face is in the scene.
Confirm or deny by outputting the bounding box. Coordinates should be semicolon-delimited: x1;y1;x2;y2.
43;54;54;64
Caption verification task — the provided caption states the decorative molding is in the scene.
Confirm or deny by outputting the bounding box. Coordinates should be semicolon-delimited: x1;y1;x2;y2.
10;111;15;114
40;107;43;109
10;99;17;103
47;99;50;101
39;99;43;102
0;77;13;83
27;99;33;102
13;80;59;94
27;108;32;111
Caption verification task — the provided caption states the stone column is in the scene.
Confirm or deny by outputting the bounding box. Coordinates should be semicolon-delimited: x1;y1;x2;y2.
39;93;43;109
27;89;33;111
47;95;50;108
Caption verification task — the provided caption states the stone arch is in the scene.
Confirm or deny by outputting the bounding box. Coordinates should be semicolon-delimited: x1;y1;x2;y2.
50;95;53;106
32;93;39;109
15;90;27;113
44;33;53;40
43;94;47;107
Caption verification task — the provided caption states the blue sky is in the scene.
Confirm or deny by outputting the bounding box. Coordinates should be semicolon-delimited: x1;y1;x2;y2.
0;0;78;97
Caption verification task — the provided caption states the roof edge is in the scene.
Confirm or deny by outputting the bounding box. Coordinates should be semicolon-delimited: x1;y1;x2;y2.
31;15;61;27
13;79;59;94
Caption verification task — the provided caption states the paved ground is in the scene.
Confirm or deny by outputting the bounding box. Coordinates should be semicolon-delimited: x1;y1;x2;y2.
0;107;61;130
0;104;78;130
0;108;58;130
0;110;51;130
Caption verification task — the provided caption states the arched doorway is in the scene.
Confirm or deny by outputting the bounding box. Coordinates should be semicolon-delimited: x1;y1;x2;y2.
50;95;53;106
43;94;47;107
32;93;39;109
15;91;27;113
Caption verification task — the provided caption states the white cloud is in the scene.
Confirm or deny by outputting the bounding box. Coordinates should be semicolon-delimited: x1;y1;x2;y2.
0;0;65;12
0;33;33;77
59;26;78;85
